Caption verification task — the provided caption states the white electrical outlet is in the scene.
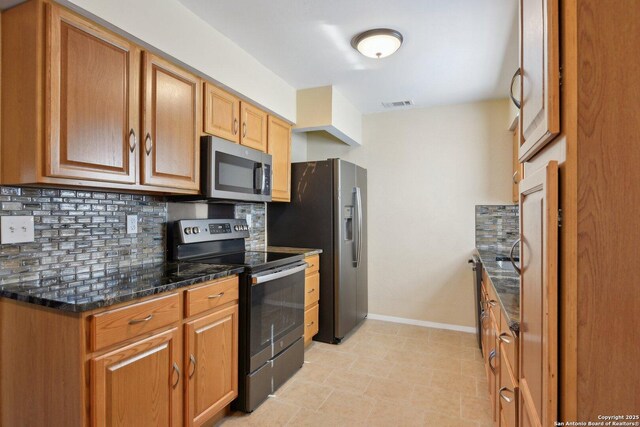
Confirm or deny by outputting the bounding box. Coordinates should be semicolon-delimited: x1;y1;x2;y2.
1;216;35;244
126;215;138;234
246;214;252;228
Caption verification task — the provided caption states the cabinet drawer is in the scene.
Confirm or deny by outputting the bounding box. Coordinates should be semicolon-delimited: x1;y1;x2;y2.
91;293;180;351
304;304;319;345
499;309;519;378
305;272;320;308
305;255;319;275
499;350;518;427
185;276;239;318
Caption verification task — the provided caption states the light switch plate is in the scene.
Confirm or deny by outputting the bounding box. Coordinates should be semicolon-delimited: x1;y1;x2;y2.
1;216;35;244
126;215;138;234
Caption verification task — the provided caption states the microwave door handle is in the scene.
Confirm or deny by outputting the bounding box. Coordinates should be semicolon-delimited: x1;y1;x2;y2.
261;164;267;193
254;163;264;193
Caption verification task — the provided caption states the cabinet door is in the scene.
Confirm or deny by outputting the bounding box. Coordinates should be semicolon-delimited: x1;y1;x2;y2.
92;328;182;427
203;83;240;143
240;102;267;152
185;305;238;426
267;115;292;202
142;52;200;191
46;4;138;184
518;161;558;427
519;0;560;161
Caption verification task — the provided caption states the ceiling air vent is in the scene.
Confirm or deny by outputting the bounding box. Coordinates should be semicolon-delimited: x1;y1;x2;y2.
381;100;414;108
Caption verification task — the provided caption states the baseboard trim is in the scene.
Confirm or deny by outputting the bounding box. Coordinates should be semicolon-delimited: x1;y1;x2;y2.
366;313;476;334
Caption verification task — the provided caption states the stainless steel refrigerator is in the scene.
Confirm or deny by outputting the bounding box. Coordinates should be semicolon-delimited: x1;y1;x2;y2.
267;159;368;344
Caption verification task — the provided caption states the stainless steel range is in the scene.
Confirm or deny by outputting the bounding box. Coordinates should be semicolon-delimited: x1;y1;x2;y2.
171;218;306;412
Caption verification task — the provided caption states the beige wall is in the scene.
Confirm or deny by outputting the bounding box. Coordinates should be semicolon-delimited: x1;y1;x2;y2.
306;99;513;328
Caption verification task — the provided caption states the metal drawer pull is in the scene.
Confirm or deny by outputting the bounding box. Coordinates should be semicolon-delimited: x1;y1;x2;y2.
499;386;514;403
510;68;521;109
499;333;513;344
128;314;153;325
489;349;497;374
128;129;136;153
308;264;314;268
510;239;521;275
172;362;180;388
307;288;315;294
208;292;225;299
488;300;497;307
306;321;314;327
144;133;153;155
188;354;196;379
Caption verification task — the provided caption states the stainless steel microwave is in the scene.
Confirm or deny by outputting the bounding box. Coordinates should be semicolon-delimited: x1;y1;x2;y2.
201;136;272;202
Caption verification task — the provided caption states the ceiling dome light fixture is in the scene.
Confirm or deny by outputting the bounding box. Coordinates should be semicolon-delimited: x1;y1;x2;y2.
351;28;403;59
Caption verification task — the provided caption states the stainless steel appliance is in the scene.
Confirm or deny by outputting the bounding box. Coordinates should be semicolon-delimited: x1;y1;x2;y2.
201;135;272;202
171;218;305;412
268;159;368;344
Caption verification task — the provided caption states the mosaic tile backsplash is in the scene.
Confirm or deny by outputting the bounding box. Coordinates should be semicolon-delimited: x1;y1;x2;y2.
234;203;266;251
475;205;519;254
0;186;167;285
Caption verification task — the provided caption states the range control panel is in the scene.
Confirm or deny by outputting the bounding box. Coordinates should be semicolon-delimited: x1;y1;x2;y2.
177;218;250;244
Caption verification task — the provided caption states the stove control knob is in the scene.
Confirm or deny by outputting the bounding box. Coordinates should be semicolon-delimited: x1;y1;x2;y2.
193;227;200;234
234;225;239;231
184;227;192;235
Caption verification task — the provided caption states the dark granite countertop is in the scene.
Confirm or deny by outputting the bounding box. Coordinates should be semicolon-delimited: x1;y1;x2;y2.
475;247;520;333
0;262;245;313
267;246;323;257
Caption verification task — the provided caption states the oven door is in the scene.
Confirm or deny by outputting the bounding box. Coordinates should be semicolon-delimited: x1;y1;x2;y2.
203;135;272;202
248;262;306;372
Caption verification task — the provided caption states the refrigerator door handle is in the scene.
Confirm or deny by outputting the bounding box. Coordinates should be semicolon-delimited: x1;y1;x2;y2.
352;188;358;267
354;186;363;268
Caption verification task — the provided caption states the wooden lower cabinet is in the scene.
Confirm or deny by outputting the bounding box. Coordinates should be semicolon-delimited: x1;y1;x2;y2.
0;275;239;427
185;305;238;427
91;328;182;427
303;254;320;346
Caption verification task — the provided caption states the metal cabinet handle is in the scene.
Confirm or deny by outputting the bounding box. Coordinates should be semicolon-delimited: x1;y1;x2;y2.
128;314;153;325
306;321;314;327
499;386;514;403
488;349;497;374
510;239;521;275
242;122;247;137
499;333;513;344
128;129;136;153
172;362;180;388
233;118;239;135
208;292;224;299
308;264;314;268
488;300;497;308
144;133;153;155
510;68;521;109
512;170;519;184
307;288;315;294
188;354;196;379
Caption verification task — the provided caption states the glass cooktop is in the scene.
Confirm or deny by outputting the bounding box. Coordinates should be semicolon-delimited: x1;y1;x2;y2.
191;251;304;272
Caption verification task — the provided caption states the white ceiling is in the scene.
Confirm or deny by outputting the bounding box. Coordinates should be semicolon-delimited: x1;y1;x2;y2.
178;0;519;114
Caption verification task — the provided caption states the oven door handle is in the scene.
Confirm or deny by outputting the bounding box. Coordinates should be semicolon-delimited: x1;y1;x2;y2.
251;262;308;285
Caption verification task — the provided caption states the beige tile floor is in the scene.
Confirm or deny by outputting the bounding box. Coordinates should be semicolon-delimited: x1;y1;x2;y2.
219;319;493;427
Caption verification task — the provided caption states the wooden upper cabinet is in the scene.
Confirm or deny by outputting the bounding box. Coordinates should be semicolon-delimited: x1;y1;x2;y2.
267;116;292;202
240;102;267;152
518;0;560;161
203;83;240;144
518;161;558;427
92;328;182;427
46;4;139;184
142;52;200;191
185;305;238;426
